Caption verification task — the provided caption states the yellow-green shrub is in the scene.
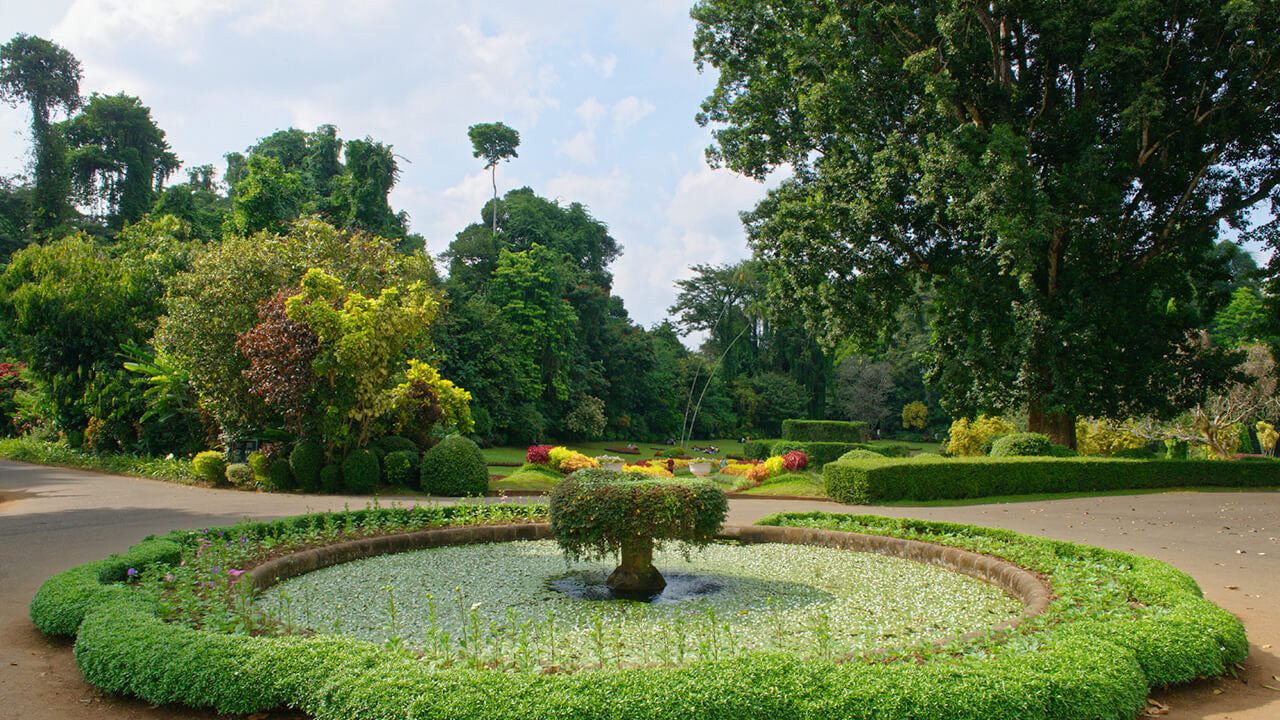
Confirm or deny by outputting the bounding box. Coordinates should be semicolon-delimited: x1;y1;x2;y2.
1076;418;1149;456
942;415;1014;456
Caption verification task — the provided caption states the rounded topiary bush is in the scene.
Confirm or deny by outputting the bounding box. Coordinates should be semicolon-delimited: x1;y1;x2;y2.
550;468;728;596
382;450;419;486
839;448;886;461
266;460;295;490
290;441;324;492
990;432;1053;457
376;435;419;454
319;464;343;493
419;434;488;496
341;449;380;493
191;451;227;484
225;463;254;488
247;452;269;482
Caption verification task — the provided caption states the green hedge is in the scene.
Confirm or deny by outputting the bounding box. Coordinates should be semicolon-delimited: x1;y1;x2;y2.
31;508;1246;720
420;434;488;496
781;419;869;443
742;439;775;460
823;456;1280;504
770;440;869;466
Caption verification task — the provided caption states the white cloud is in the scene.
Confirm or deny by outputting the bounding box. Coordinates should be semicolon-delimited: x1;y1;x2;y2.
53;0;232;61
580;51;618;78
545;167;631;219
613;96;654;135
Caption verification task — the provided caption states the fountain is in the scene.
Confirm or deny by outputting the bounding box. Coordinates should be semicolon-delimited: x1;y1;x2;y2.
548;468;728;598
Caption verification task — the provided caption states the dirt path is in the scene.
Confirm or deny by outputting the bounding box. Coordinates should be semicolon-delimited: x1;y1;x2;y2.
2;458;1277;719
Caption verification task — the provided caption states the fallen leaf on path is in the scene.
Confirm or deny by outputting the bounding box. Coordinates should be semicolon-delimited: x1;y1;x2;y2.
1262;685;1280;692
1226;585;1239;590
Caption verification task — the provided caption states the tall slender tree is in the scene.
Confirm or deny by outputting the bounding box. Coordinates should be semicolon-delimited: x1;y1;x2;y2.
467;122;520;234
0;33;82;235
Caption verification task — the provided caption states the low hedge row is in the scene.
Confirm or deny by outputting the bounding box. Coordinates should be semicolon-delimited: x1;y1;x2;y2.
781;419;869;443
823;456;1280;504
770;440;870;465
31;506;1247;720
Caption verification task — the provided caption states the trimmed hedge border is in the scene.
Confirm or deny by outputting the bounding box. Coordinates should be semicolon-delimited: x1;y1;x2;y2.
824;456;1280;504
31;508;1246;720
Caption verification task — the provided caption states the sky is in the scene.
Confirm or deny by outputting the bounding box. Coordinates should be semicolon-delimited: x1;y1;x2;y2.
0;0;779;332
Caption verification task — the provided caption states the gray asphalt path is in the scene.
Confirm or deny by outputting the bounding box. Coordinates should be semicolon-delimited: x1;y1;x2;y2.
2;458;1277;719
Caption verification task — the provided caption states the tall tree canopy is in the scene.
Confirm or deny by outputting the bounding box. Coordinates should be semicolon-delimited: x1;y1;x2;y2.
467;121;520;234
692;0;1280;445
62;93;179;229
0;33;81;235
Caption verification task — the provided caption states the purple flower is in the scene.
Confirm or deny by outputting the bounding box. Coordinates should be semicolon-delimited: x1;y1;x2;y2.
126;568;138;578
164;574;174;582
228;569;244;577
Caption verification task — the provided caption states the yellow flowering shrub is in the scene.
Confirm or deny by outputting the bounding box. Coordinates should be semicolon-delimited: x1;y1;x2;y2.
943;415;1015;456
720;462;754;476
1075;418;1148;456
623;464;673;477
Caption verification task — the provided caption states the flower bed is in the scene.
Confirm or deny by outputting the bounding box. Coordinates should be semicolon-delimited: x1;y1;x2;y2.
31;507;1245;720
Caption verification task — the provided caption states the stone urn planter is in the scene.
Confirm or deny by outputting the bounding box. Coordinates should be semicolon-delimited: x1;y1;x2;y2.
603;462;626;471
688;461;713;477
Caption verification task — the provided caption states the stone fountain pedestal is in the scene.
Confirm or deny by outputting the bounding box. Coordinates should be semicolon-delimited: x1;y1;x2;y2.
607;537;666;598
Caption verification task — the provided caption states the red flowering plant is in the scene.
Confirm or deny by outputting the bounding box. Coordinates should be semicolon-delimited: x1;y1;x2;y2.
782;450;809;472
0;362;30;437
526;444;553;465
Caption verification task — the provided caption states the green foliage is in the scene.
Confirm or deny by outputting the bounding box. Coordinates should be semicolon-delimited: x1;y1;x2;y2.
781;419;868;443
319;464;342;493
487;245;577;403
62;93;178;229
339;449;380;493
246;451;268;479
771;440;867;466
902;401;928;430
550;469;728;561
1211;287;1276;349
191;451;226;485
742;439;774;460
989;433;1053;458
289;441;324;492
0;229;189;431
944;416;1015;457
823;456;1280;504
266;458;294;491
375;435;418;454
0;437;196;483
155;217;435;437
838;448;886;461
419;434;488;496
693;0;1269;438
467;122;520;169
381;449;418;486
0;33;81;235
284;269;438;452
29;505;1245;720
224;462;254;488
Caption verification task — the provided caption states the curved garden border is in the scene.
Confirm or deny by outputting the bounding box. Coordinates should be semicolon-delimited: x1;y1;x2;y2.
30;508;1247;720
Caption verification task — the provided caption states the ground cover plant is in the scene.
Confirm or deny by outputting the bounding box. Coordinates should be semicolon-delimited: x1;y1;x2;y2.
31;505;1246;720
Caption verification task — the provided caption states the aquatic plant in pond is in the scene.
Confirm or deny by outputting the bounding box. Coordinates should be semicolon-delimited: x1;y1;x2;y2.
255;540;1021;671
549;469;728;598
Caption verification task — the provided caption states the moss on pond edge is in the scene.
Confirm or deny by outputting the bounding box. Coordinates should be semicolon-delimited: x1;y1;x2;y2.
31;507;1246;720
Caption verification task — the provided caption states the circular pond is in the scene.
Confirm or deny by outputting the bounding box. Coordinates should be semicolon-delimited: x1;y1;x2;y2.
256;539;1020;670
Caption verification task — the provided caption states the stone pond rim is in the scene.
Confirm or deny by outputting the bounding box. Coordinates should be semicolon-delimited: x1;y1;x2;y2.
246;522;1053;651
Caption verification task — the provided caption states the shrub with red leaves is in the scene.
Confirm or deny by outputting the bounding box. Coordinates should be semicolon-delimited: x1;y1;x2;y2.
526;444;553;465
236;289;320;432
782;450;809;472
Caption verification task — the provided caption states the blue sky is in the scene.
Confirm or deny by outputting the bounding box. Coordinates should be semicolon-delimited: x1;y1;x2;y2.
0;0;778;331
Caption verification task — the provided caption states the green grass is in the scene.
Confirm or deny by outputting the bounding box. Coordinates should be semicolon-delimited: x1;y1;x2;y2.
739;473;826;497
0;437;197;484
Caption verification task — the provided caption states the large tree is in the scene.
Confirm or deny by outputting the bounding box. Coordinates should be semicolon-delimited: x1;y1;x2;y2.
692;0;1278;446
467;122;520;234
63;93;179;229
0;33;81;235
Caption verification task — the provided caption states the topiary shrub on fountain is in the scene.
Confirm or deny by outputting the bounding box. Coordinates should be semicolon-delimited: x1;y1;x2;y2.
420;434;488;496
549;468;727;598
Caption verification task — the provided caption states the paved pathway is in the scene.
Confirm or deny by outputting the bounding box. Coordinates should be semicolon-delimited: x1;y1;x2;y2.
2;458;1277;719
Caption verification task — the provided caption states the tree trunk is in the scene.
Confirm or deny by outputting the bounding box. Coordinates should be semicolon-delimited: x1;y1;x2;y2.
1028;397;1076;449
606;536;665;599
